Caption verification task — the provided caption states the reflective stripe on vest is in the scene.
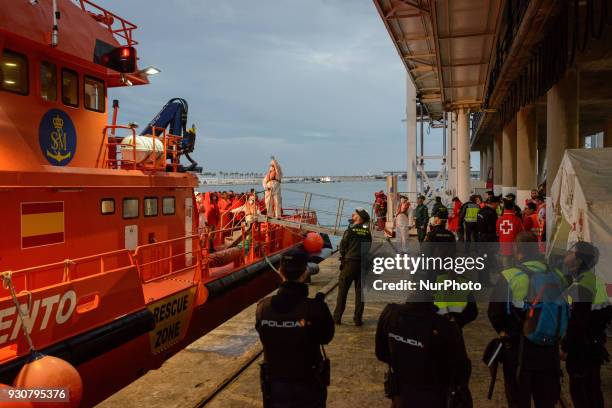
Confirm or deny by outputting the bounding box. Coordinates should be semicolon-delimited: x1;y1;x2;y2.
464;204;479;223
567;270;611;310
434;274;470;314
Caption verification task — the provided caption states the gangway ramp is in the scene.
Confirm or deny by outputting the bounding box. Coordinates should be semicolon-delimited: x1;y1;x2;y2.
274;188;389;240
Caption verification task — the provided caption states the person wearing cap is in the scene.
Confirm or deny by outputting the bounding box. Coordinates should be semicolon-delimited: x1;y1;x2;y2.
262;157;283;218
560;242;612;408
333;208;372;326
375;292;471;407
256;248;335;407
414;195;429;243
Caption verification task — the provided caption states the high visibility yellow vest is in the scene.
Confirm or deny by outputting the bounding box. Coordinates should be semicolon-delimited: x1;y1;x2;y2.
501;260;563;308
434;274;470;314
567;270;610;310
464;203;479;223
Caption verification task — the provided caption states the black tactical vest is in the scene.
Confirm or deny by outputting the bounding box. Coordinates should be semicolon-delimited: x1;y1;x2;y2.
256;297;322;380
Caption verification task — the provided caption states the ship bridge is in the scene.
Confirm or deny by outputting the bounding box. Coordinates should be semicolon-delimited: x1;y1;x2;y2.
374;0;612;205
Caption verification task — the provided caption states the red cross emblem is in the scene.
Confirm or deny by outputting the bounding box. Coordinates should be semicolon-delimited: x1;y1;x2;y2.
500;219;513;235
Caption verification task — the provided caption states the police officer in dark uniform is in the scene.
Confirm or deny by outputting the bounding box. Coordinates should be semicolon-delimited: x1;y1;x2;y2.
477;196;499;242
375;292;471;407
333;208;372;326
414;195;429;242
256;248;335;407
423;210;455;283
431;196;445;218
476;196;500;286
425;209;455;243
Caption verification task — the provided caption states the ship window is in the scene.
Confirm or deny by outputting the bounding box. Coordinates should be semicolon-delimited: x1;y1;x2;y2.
84;76;105;113
40;61;57;101
1;50;28;95
61;68;78;107
144;197;158;217
162;196;175;215
123;198;139;219
100;198;115;215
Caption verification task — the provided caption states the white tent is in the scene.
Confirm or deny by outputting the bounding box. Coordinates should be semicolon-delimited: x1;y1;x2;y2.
549;148;612;298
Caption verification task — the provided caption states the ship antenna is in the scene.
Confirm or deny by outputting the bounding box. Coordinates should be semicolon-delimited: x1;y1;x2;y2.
51;0;60;47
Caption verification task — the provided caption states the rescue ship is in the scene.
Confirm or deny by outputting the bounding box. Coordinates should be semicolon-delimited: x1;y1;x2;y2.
0;1;324;405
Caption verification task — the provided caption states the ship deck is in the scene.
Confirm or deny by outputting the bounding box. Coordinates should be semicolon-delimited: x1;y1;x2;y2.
99;253;612;408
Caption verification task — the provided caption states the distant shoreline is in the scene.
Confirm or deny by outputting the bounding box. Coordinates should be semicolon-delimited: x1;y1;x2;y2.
198;176;386;186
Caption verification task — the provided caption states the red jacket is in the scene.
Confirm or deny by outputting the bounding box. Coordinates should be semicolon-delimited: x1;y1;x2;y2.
448;200;462;232
496;209;524;255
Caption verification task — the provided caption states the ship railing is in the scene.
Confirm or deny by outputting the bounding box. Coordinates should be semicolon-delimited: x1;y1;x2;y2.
101;125;183;172
76;0;138;46
0;249;134;296
282;188;376;236
0;222;300;299
133;234;202;283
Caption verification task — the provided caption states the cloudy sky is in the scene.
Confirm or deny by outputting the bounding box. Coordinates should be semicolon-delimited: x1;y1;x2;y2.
97;0;448;176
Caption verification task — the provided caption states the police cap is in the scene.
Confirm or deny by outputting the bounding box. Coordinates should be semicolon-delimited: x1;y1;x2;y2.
355;208;370;223
436;207;448;220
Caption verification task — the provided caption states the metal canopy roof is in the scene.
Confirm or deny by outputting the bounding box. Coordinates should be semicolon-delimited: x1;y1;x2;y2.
373;0;502;119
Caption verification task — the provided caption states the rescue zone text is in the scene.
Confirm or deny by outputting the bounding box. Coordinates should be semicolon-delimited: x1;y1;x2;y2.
372;279;482;292
371;254;487;275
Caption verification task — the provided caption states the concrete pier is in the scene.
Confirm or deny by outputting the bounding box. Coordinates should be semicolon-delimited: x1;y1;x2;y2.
516;105;537;205
546;68;580;195
501;117;517;197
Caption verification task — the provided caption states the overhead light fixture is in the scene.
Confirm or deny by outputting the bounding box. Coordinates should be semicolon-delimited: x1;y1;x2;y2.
4;62;17;67
139;66;161;76
119;74;133;86
3;80;15;85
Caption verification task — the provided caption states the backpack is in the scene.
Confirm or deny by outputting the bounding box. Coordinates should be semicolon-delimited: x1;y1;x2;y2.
511;263;569;346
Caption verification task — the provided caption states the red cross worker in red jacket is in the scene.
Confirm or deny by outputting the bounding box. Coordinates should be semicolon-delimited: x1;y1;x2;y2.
497;198;524;267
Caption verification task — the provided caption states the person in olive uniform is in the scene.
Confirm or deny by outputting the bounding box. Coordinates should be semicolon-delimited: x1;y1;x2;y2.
256;248;335;408
414;195;429;243
333;208;372;326
376;292;472;408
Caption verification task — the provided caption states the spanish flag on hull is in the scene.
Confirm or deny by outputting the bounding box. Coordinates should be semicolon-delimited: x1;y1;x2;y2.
21;202;65;249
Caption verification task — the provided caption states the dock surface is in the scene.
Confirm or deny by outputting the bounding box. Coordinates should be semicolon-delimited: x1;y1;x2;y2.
99;254;612;407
